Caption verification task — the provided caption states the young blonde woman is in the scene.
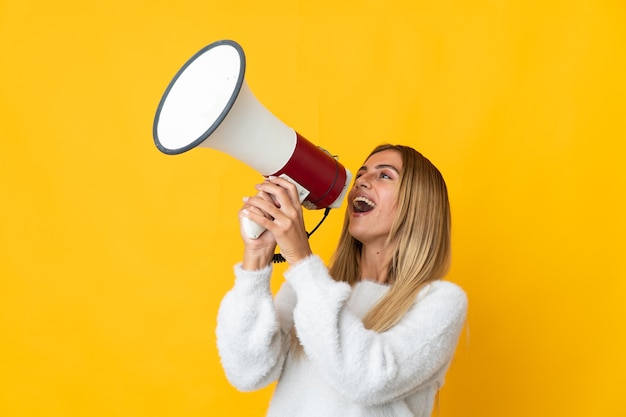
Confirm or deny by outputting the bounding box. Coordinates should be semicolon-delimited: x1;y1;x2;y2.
216;144;467;417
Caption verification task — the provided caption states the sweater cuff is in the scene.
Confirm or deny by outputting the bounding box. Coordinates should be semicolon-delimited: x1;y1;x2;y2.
233;262;273;295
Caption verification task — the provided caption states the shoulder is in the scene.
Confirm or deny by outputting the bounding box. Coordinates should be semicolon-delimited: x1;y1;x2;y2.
428;280;467;304
410;280;468;320
382;279;467;347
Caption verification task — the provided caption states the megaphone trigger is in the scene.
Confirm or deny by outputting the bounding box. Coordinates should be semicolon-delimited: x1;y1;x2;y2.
275;173;310;204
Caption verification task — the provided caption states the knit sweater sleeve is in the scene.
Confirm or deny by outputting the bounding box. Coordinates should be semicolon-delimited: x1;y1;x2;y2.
215;263;295;391
285;255;468;406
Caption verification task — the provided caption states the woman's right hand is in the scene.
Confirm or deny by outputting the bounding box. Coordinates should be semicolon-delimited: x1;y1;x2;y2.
239;189;278;270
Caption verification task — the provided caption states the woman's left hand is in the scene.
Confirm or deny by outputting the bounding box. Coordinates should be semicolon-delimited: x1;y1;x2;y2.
242;176;312;265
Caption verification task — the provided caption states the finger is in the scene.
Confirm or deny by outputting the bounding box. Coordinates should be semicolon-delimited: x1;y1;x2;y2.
252;189;279;206
241;205;270;221
244;192;302;237
266;176;302;206
241;207;275;232
256;178;300;208
244;195;282;221
242;198;276;224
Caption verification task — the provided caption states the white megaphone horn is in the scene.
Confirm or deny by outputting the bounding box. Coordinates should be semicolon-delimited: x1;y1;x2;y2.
153;40;352;239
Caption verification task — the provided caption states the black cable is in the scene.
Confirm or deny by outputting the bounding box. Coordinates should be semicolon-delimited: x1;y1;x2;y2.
273;207;332;263
272;252;287;263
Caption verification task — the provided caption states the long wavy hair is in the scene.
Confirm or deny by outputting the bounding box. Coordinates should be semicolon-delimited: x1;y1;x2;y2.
329;144;452;332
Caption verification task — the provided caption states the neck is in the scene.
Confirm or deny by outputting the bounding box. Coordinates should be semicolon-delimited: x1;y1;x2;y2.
360;244;393;284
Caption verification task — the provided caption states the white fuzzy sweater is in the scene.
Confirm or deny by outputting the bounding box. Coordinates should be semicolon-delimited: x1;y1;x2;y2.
216;255;467;417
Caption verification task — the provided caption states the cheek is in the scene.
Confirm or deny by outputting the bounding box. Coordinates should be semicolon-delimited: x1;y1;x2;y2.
382;191;399;212
383;202;400;225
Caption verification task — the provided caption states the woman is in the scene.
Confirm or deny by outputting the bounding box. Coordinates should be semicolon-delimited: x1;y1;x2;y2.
216;144;467;417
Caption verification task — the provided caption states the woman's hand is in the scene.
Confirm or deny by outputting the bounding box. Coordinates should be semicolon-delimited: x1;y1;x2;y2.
241;176;312;265
239;188;278;270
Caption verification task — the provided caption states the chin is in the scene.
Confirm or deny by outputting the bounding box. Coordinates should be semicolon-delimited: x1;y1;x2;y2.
347;225;367;243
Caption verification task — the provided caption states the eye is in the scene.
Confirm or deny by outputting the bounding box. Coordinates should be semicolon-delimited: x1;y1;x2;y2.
379;171;392;179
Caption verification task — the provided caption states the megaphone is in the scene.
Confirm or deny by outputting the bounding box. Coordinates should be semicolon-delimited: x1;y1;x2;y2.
153;40;352;239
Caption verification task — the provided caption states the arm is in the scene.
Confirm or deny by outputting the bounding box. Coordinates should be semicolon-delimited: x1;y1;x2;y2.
285;256;468;406
215;264;295;391
216;179;301;391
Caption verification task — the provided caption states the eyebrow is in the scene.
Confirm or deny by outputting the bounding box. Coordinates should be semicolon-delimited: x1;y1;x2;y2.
358;164;401;174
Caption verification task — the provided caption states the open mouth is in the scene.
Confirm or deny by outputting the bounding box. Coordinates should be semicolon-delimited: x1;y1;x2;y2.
353;196;376;213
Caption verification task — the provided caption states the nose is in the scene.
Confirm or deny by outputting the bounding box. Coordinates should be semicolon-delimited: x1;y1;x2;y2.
355;174;371;189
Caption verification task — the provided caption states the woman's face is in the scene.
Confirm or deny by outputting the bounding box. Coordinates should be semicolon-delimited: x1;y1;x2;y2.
347;149;403;246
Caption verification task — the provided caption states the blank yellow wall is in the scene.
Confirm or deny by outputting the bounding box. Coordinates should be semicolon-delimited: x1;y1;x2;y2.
1;1;625;416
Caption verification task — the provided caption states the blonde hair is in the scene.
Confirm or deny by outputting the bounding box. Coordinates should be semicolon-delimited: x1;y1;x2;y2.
330;144;451;332
291;144;451;352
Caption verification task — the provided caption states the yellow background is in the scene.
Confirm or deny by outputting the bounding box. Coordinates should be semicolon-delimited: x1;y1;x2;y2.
1;1;625;416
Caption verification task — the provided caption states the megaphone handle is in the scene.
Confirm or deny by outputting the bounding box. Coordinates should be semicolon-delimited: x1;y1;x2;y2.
242;174;310;240
242;217;267;239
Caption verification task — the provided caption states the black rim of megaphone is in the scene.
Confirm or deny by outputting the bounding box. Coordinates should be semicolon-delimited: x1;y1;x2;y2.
153;39;246;155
